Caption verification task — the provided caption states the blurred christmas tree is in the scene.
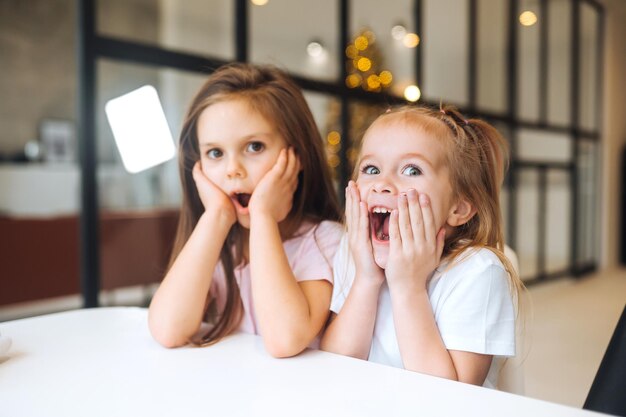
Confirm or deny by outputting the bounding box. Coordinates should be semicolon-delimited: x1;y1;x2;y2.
324;28;393;188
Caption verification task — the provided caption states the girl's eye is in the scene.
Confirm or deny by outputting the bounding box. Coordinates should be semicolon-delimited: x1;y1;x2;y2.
207;148;223;159
247;142;265;153
362;165;380;175
402;165;422;176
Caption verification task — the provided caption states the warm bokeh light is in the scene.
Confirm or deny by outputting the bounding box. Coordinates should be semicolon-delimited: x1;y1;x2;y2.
379;70;393;86
328;154;340;168
345;74;362;88
519;11;538;26
403;33;420;48
250;0;268;5
354;36;369;51
404;85;421;102
367;74;381;90
347;148;359;164
391;25;406;40
327;131;341;146
363;30;376;43
357;57;372;72
345;45;358;59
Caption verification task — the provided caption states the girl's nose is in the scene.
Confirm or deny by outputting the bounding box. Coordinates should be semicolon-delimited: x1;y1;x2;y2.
371;176;396;194
226;157;245;179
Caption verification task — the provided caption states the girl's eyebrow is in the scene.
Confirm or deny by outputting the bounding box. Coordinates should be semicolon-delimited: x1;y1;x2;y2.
359;152;435;168
198;132;273;148
402;152;435;168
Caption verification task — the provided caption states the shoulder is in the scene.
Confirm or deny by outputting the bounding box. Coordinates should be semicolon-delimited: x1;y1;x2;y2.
443;247;506;276
312;220;344;240
296;220;344;250
431;247;510;297
286;220;344;264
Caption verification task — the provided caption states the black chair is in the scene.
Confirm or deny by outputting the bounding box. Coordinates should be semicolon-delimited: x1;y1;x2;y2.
583;304;626;416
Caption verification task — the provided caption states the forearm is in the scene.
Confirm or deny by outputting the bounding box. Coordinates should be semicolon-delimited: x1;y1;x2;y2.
249;215;322;356
148;213;230;347
389;284;457;380
320;280;381;360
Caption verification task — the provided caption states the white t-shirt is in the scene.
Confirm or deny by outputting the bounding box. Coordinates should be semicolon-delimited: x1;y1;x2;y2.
330;235;516;389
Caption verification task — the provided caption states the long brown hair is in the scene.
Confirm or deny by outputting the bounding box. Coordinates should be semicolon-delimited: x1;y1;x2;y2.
364;105;524;301
171;63;341;345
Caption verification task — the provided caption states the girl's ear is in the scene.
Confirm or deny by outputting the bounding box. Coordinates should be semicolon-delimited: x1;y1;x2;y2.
446;198;476;227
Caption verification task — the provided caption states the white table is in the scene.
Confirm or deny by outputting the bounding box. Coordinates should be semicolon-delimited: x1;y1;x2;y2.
0;307;602;417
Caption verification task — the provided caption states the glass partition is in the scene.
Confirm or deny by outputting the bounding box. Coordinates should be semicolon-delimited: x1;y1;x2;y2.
547;0;571;126
349;0;415;98
516;169;539;280
477;0;508;113
546;170;571;273
577;139;599;265
517;0;541;122
97;0;235;61
97;60;208;211
250;0;339;82
579;1;600;131
96;60;210;294
517;129;572;163
422;0;469;106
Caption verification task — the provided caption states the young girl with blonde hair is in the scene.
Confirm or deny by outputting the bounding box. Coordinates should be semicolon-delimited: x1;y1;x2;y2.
321;105;524;388
149;63;342;357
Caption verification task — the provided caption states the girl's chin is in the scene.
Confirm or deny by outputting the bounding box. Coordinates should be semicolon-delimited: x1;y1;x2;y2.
236;213;250;229
372;246;389;269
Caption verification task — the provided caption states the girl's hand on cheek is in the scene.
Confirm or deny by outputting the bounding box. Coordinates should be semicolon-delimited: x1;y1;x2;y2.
386;190;445;291
248;147;299;223
192;162;236;226
345;181;385;287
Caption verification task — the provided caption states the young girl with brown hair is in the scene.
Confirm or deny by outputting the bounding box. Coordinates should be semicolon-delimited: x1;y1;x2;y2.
321;105;524;388
148;63;342;357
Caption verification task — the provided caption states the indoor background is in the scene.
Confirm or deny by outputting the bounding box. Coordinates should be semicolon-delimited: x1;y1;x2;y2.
1;0;625;409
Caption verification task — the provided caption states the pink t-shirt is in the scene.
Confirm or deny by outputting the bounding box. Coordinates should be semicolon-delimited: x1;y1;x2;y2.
209;220;343;345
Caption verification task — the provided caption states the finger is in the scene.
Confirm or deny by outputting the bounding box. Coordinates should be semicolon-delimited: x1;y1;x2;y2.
388;208;401;256
397;193;413;246
358;201;370;243
419;193;437;246
345;183;355;232
273;148;288;176
285;147;298;178
192;161;203;182
353;183;368;240
347;182;361;240
408;189;425;242
286;150;300;192
406;189;423;241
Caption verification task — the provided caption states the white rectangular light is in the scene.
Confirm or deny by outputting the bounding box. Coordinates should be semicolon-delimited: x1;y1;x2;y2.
105;85;176;173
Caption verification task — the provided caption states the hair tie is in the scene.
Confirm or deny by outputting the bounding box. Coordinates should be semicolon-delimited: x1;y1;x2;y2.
464;119;469;125
440;109;446;115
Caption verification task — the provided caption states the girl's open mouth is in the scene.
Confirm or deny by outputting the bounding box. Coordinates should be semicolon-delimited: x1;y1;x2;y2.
236;193;251;208
231;192;252;211
370;207;391;242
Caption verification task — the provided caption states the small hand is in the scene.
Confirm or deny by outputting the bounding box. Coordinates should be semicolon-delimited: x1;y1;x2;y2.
192;162;237;226
248;147;300;223
345;181;385;286
385;189;445;291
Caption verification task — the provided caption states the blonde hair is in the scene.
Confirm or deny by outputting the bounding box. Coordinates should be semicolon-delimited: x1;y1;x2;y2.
361;104;525;304
171;63;341;345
